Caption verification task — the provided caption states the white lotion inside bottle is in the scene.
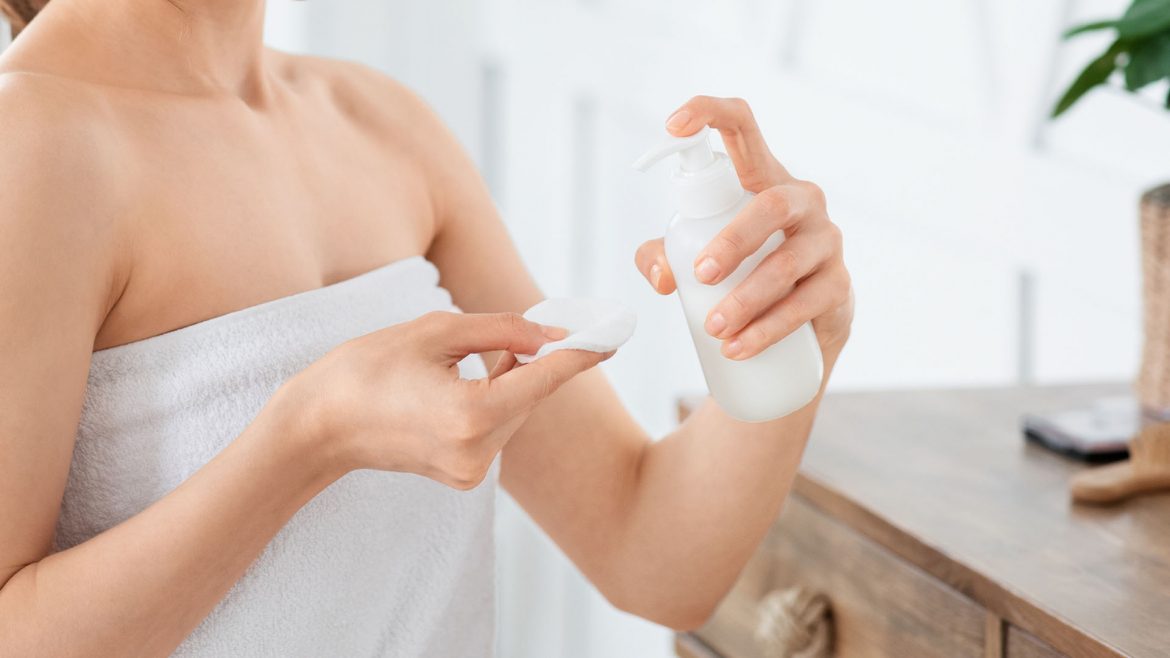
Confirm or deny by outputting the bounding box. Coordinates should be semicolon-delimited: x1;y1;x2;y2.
634;127;823;422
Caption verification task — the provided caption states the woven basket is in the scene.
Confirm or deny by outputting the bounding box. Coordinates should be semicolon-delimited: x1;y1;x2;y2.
1138;183;1170;414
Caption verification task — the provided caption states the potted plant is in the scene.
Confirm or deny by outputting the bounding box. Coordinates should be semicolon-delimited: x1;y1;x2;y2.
1052;0;1170;415
1053;1;1170;506
1051;0;1170;117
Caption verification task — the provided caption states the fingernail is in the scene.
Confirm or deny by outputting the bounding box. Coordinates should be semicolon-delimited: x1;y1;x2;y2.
724;339;743;359
706;311;726;337
541;325;568;340
695;257;720;284
649;263;662;290
665;109;691;132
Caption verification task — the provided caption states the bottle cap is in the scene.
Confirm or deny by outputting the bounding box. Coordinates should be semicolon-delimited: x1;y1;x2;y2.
633;126;744;218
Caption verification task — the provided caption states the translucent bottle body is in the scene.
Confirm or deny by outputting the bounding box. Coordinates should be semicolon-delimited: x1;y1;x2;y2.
665;193;824;422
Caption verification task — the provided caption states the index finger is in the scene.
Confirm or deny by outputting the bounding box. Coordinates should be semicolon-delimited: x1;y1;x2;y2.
416;311;557;362
665;96;792;192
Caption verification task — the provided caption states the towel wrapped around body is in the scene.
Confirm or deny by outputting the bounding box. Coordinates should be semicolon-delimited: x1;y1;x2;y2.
55;256;497;657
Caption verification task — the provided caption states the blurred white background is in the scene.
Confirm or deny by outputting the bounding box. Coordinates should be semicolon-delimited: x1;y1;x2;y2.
8;0;1170;655
261;3;1169;656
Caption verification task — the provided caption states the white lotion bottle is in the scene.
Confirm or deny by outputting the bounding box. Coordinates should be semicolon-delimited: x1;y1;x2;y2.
634;127;823;422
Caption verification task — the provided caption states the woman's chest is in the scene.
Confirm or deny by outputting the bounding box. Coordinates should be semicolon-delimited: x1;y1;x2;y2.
95;100;435;350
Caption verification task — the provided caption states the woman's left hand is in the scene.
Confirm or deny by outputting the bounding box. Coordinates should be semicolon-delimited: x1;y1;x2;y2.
635;96;854;360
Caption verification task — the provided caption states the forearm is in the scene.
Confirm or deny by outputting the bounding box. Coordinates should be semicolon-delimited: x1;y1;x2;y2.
609;347;842;628
0;396;340;657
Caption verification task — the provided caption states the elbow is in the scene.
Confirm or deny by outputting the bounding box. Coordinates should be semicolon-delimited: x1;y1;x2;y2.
601;584;722;632
658;603;720;633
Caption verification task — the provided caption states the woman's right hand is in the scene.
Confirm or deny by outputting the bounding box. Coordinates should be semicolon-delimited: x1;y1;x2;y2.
270;310;603;490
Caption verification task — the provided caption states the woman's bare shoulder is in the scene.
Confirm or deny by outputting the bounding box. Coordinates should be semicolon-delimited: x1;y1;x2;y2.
0;73;128;332
0;68;107;122
269;49;460;161
0;72;130;305
0;71;128;214
270;48;480;239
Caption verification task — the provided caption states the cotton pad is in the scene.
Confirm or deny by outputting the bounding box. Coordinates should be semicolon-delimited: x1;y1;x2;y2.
515;298;637;364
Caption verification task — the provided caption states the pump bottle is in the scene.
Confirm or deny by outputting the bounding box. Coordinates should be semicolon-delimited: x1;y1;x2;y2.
634;127;823;422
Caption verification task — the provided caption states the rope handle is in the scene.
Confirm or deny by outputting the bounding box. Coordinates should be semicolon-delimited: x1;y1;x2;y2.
753;586;832;658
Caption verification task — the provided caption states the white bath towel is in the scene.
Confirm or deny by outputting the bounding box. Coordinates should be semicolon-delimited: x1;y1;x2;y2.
55;256;497;657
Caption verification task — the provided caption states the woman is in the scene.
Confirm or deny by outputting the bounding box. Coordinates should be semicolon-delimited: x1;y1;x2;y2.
0;0;853;656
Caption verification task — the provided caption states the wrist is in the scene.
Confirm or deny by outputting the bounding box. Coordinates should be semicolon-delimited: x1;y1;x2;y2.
254;377;353;487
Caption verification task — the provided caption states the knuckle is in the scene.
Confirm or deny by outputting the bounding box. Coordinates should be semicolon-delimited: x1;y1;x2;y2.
450;475;487;491
742;172;776;194
443;449;490;491
713;231;746;258
758;187;792;221
419;310;454;330
835;268;854;301
728;96;752;117
687;94;714;109
744;323;770;352
770;248;800;281
826;222;844;249
799;179;827;207
722;289;751;319
782;297;810;328
455;466;490;491
497;311;527;335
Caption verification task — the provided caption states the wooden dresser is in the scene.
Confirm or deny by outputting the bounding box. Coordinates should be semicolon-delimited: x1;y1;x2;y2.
676;385;1170;658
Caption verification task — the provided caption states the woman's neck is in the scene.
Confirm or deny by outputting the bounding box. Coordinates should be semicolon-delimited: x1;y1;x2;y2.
14;0;274;102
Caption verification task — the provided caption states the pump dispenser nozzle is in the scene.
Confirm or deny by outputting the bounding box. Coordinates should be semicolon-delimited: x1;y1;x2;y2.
633;126;744;218
632;126;717;173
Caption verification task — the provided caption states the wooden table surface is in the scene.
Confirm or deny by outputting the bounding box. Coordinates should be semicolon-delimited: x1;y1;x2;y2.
776;384;1170;657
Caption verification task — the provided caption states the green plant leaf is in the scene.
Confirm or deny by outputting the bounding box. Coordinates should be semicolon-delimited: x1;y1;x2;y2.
1125;32;1170;89
1116;0;1170;40
1064;19;1119;38
1052;39;1129;117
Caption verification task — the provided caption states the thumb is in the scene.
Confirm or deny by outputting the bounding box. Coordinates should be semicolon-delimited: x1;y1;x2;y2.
486;349;608;418
634;238;677;295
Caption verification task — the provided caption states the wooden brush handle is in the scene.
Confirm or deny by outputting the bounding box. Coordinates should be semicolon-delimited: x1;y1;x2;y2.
1071;462;1170;504
1071;421;1170;504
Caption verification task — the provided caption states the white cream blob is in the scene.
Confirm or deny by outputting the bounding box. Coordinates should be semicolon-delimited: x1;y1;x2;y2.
515;298;637;364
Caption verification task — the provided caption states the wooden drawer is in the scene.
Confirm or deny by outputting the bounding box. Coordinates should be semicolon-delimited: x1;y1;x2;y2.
1006;627;1066;658
691;496;987;658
